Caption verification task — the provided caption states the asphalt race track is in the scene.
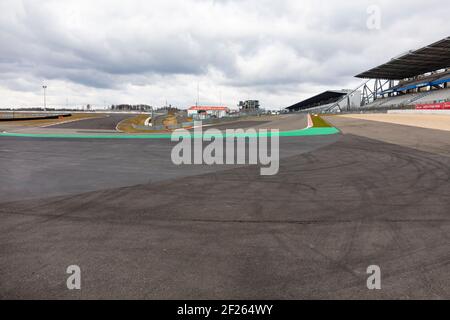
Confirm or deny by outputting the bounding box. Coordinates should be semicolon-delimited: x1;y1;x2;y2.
49;114;133;130
197;120;271;131
1;114;449;299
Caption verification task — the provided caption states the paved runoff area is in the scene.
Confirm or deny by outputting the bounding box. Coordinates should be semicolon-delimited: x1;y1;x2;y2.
335;113;450;132
1;113;450;299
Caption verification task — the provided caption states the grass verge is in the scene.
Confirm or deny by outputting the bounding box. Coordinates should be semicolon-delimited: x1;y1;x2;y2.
310;114;333;128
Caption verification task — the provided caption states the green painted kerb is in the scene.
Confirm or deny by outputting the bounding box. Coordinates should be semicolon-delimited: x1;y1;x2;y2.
0;127;339;139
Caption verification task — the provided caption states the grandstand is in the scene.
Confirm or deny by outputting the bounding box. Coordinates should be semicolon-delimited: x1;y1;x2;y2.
286;37;450;113
363;87;450;109
286;90;361;113
357;36;450;109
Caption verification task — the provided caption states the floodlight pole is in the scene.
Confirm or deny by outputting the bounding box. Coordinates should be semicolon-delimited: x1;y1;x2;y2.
42;85;47;112
196;82;200;107
151;106;154;125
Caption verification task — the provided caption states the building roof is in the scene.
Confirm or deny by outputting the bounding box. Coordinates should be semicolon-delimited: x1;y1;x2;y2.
188;106;229;111
286;90;349;111
356;37;450;80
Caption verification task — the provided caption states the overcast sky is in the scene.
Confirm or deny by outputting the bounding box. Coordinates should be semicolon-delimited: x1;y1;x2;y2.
0;0;449;109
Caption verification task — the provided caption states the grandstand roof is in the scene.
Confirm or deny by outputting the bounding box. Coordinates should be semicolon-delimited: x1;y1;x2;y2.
356;37;450;80
286;90;348;111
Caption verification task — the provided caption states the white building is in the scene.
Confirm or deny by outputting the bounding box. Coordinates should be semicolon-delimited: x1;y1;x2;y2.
187;106;229;119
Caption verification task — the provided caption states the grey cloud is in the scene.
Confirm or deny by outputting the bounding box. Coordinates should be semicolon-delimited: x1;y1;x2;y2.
0;0;449;108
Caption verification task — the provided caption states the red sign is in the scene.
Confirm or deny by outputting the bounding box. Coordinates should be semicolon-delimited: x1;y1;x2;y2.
416;102;450;110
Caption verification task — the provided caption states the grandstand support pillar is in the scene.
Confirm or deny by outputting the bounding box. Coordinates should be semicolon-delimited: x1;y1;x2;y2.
374;79;383;99
325;80;369;112
374;79;378;99
389;80;394;97
361;79;391;106
362;83;373;106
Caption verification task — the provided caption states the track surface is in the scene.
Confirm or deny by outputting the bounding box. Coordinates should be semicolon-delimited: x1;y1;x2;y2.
197;120;271;131
1;115;450;299
0;134;335;202
49;114;132;130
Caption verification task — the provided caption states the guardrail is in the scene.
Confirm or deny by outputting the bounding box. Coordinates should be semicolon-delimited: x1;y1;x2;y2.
0;113;71;121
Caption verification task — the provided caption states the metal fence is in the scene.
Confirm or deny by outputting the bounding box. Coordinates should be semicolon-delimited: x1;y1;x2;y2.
0;112;71;120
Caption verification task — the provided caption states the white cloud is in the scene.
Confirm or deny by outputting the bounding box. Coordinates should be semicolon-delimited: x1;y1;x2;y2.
0;0;449;109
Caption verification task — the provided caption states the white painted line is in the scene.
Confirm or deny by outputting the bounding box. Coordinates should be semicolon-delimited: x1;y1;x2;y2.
115;121;124;132
115;116;128;132
307;114;313;128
